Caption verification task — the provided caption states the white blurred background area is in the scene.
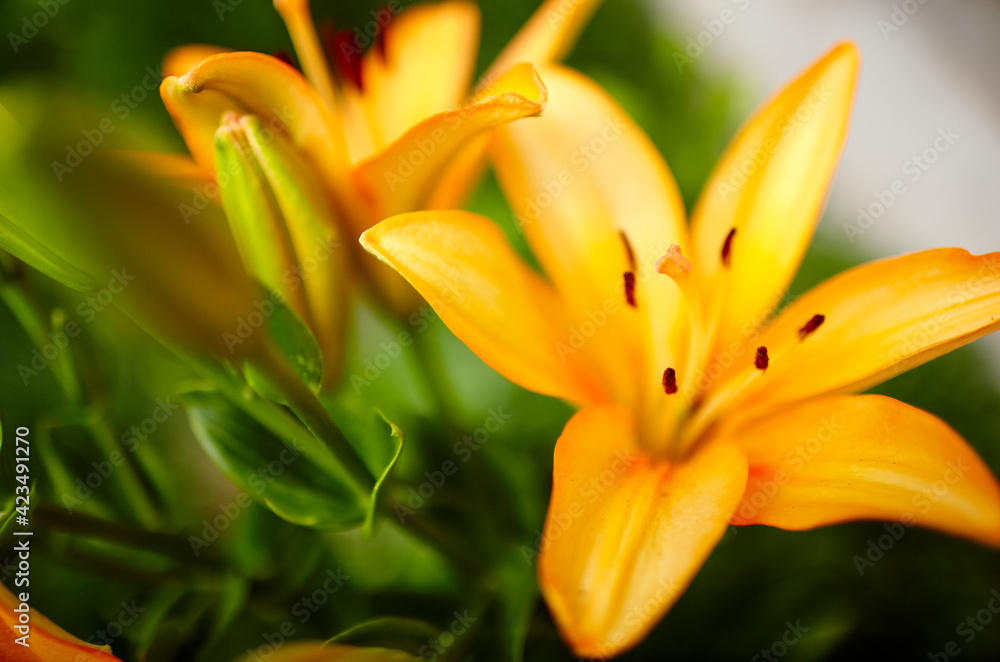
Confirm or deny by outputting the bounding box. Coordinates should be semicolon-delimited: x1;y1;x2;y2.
651;0;1000;375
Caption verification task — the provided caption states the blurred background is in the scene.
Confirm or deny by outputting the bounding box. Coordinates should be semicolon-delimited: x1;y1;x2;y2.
1;0;999;660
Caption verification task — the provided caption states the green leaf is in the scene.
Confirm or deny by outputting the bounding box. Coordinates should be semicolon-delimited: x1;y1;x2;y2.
0;211;95;292
329;617;441;657
244;289;324;400
362;411;405;539
183;389;367;529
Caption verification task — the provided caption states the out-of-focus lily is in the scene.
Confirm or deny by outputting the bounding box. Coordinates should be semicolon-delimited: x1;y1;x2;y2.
361;43;1000;656
150;0;602;383
1;583;122;661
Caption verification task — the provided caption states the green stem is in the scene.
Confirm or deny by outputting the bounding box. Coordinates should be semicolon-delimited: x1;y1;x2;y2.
89;418;161;529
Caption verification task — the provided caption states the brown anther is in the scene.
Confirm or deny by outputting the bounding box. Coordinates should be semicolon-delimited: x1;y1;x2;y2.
798;314;826;340
619;230;636;271
662;368;677;394
754;346;769;370
321;22;364;89
624;271;637;307
721;228;737;267
273;50;300;71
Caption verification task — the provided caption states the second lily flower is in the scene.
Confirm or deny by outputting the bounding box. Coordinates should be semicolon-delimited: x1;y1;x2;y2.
362;43;1000;657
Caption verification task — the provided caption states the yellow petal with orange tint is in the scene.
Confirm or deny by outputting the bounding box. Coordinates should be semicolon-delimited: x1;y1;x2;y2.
488;0;603;78
728;395;1000;546
361;210;605;405
161;52;364;219
691;42;858;357
358;0;479;152
698;248;1000;425
1;584;122;661
162;44;231;77
539;405;747;657
491;64;688;416
351;63;546;227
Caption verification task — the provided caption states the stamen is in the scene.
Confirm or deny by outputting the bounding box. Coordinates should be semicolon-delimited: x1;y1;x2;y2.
798;314;826;340
274;0;340;109
619;230;636;271
662;368;677;394
321;24;364;89
623;271;637;307
754;346;769;370
273;50;300;71
721;228;736;267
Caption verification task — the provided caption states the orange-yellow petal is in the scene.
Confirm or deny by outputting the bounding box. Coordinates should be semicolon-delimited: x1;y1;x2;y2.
488;0;603;78
162;44;231;77
691;42;858;357
273;0;340;112
360;210;605;405
491;64;688;417
354;0;480;156
1;584;122;661
351;63;546;228
699;248;1000;423
539;405;748;657
160;52;365;220
728;395;1000;546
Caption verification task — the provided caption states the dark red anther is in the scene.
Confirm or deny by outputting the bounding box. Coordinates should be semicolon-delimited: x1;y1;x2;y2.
624;271;637;307
721;228;736;267
798;314;826;340
273;50;300;71
754;346;769;370
662;368;677;394
321;22;364;90
619;230;636;271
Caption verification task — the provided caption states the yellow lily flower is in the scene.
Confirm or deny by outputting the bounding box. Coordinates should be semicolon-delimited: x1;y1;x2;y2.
1;583;122;661
360;42;1000;656
156;0;601;316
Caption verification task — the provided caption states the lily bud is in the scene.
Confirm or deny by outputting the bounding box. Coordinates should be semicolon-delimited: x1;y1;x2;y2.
214;113;347;388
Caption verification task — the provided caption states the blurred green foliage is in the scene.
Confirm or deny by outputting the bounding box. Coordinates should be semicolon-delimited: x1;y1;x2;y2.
0;1;998;661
